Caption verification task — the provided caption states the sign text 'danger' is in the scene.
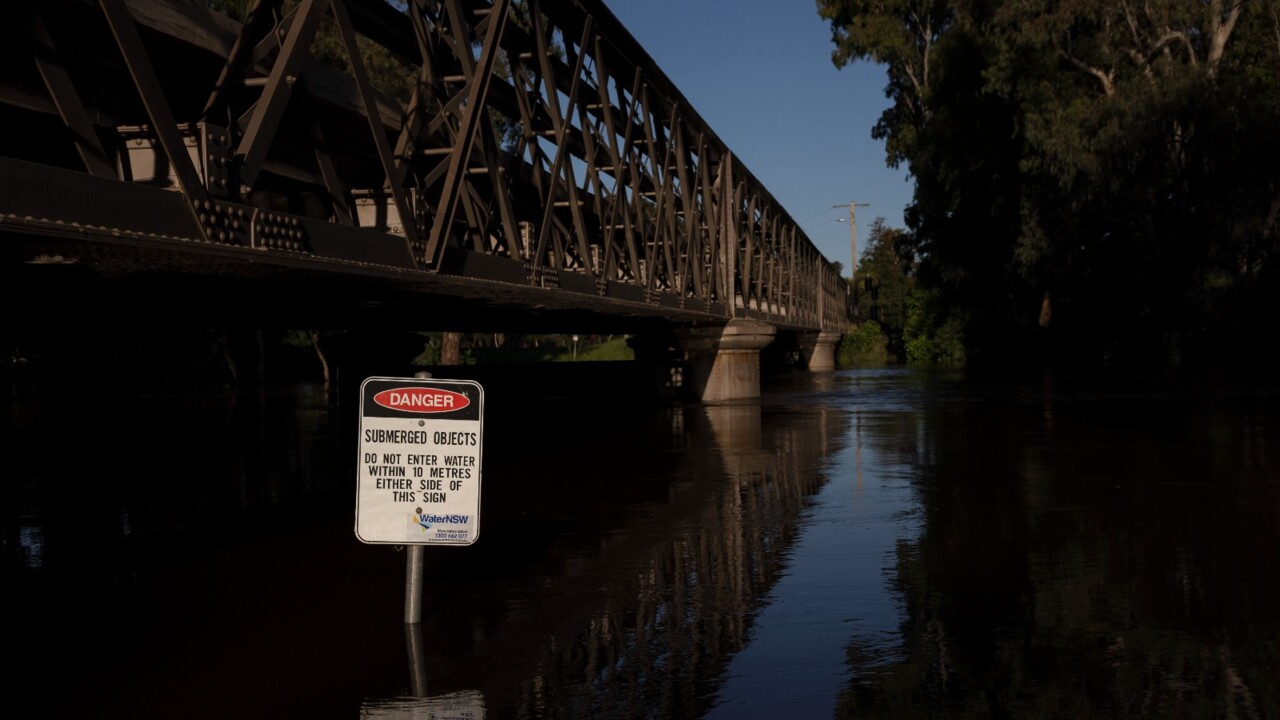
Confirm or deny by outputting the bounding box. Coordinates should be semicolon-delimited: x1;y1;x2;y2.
373;387;471;413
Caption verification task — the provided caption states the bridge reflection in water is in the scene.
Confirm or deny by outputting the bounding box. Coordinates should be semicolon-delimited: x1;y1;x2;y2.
2;381;849;718
401;401;849;718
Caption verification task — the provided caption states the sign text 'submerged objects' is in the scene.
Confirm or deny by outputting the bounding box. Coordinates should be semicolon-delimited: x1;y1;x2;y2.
356;376;483;545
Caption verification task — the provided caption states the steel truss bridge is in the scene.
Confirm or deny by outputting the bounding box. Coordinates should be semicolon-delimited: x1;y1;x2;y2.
0;0;849;334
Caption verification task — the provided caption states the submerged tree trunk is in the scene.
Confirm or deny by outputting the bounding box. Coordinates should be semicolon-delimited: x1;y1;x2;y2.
218;330;238;385
255;330;266;385
440;332;462;365
309;330;330;385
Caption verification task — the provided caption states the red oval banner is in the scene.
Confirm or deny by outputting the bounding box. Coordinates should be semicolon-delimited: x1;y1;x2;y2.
373;387;471;413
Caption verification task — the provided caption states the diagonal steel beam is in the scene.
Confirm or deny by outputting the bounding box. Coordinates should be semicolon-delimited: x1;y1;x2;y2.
530;10;594;272
18;0;115;179
236;0;325;188
616;68;645;280
720;155;736;313
328;0;420;254
202;0;283;123
251;4;299;68
98;0;208;206
297;86;353;226
391;0;442;186
673;120;700;299
423;0;512;268
698;136;719;303
590;42;630;279
435;1;521;262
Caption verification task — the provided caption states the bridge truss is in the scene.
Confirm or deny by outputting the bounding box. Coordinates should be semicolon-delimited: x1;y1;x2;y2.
0;0;849;332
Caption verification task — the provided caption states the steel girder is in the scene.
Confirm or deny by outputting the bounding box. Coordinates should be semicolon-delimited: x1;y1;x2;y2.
0;0;850;331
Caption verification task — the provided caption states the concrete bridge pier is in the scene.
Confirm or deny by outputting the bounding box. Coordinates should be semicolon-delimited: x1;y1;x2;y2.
675;320;777;404
631;321;842;404
797;331;843;372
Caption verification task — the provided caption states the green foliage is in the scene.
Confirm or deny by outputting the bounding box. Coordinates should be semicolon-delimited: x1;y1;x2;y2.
904;289;966;365
411;333;440;367
203;1;416;103
281;330;314;349
853;218;914;355
821;0;1280;367
311;14;417;104
411;332;475;366
203;0;253;20
564;337;634;362
453;335;634;364
838;321;889;365
817;0;953;168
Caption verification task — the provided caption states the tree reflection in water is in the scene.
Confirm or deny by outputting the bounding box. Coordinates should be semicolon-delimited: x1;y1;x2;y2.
838;375;1280;718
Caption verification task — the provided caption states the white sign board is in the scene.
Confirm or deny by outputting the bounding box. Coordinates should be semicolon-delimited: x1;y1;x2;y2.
355;376;483;545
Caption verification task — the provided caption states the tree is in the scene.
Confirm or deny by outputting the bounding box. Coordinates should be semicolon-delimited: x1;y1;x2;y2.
854;217;914;354
820;0;1280;367
818;0;954;168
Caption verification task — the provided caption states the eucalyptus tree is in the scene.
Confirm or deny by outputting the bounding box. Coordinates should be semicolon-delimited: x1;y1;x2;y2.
820;0;1280;366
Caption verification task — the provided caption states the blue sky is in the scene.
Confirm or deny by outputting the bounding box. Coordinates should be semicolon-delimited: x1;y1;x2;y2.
599;0;915;270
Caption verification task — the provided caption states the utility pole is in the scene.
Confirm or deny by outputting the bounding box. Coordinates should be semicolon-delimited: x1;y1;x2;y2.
834;202;870;278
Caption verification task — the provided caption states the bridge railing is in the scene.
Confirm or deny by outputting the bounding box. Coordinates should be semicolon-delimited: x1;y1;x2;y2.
0;0;850;331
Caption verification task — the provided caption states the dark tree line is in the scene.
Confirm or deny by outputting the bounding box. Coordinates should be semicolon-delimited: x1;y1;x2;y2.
821;0;1280;368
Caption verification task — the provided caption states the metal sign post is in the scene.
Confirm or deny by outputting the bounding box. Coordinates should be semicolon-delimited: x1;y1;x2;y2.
355;374;484;624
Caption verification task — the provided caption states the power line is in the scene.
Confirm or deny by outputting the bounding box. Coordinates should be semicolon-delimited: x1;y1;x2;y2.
797;205;843;225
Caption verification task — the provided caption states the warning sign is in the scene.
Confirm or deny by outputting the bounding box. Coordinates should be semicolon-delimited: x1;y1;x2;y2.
355;376;483;545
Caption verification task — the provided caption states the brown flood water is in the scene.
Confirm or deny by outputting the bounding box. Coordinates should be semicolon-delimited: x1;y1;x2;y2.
3;368;1278;718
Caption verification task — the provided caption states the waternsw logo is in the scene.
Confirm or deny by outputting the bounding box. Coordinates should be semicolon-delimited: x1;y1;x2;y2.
374;387;470;413
415;507;470;532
